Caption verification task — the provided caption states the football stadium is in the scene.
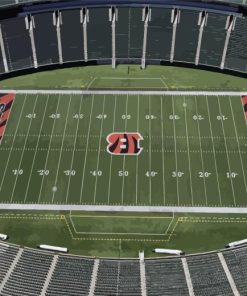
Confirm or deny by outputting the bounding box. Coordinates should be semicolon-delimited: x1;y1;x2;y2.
0;0;246;295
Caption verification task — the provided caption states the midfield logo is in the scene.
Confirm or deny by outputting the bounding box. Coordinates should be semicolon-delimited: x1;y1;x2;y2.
106;132;143;156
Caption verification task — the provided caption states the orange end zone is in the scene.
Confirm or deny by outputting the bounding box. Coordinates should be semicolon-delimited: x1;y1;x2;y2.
0;93;16;143
242;95;247;122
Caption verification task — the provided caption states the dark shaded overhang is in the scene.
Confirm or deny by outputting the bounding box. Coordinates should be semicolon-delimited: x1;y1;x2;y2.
0;0;246;20
21;0;242;13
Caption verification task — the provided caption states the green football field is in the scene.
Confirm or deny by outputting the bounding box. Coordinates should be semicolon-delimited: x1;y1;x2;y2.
1;64;247;91
0;91;246;207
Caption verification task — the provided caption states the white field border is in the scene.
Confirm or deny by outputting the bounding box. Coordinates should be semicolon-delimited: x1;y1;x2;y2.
0;204;247;213
0;90;246;96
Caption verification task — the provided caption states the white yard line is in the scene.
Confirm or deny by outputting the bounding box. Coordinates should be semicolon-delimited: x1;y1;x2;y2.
172;95;180;205
79;95;94;203
107;95;117;204
121;95;129;204
10;94;38;202
1;90;246;96
183;96;194;206
52;95;72;203
37;95;61;203
229;96;247;194
0;94;27;195
24;94;50;202
136;95;140;205
149;96;152;205
93;95;106;204
217;96;236;206
65;95;84;203
194;96;208;205
206;96;222;205
160;96;166;205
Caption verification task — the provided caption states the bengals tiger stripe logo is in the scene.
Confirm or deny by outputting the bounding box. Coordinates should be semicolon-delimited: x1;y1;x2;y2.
0;93;15;144
106;133;143;155
242;95;247;122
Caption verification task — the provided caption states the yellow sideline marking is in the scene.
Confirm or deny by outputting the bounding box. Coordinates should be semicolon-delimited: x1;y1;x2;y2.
0;213;63;220
70;215;172;219
63;215;177;242
0;213;176;242
0;214;245;243
178;217;247;223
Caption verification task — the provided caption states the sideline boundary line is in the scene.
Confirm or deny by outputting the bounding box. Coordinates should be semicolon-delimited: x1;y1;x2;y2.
0;90;246;96
1;214;246;243
1;204;247;213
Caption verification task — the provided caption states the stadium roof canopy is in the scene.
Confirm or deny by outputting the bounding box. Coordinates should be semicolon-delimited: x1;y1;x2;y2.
0;0;246;18
0;0;246;8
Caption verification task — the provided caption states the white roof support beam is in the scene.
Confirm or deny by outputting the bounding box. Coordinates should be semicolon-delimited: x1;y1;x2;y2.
141;7;151;69
220;15;236;70
218;252;240;296
195;11;207;66
80;8;89;62
170;8;180;63
0;248;23;293
181;257;195;296
25;15;38;69
88;259;100;296
110;7;117;69
139;251;147;296
0;24;9;73
53;10;63;64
